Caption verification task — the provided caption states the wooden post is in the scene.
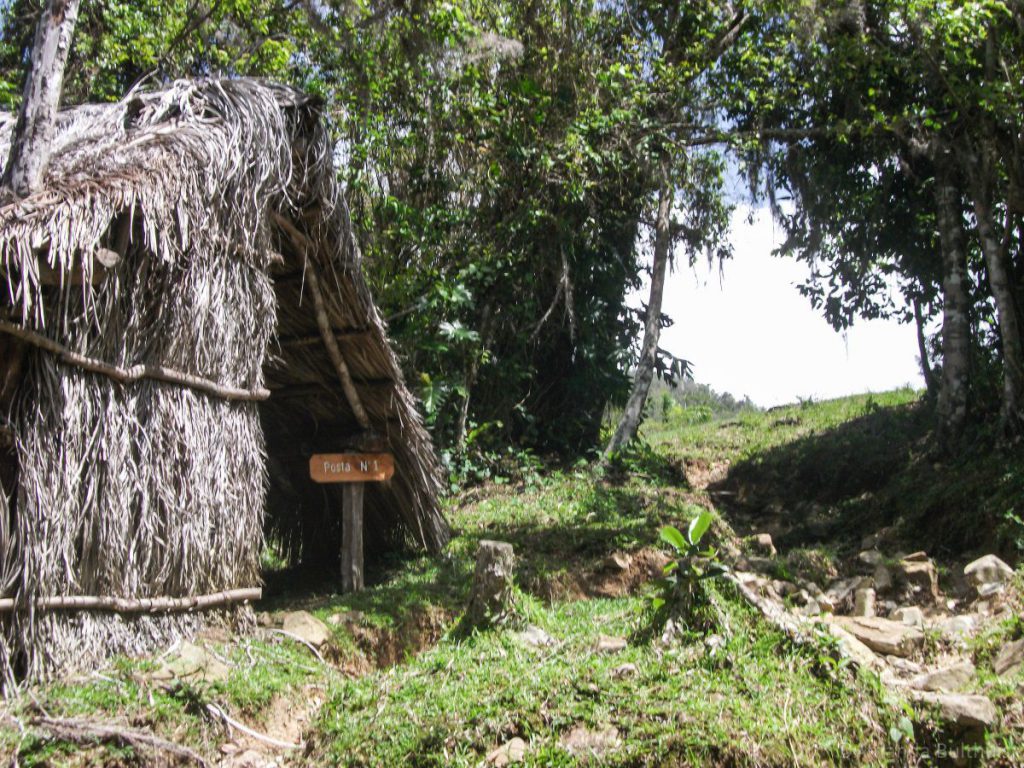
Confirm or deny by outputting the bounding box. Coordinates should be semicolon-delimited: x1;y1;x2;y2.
310;452;393;594
341;482;364;593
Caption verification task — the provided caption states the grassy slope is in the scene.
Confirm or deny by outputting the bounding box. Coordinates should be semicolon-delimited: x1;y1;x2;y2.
3;388;1022;766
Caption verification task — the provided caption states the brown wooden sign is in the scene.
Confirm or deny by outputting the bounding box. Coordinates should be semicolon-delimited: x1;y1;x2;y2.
310;453;395;484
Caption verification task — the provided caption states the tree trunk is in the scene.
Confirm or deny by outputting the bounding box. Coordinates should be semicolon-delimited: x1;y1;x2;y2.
454;302;493;451
2;0;82;198
605;171;673;457
463;540;516;629
969;184;1024;437
934;167;971;448
913;297;938;400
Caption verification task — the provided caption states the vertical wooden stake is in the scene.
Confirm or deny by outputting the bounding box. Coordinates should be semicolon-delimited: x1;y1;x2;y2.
342;482;365;592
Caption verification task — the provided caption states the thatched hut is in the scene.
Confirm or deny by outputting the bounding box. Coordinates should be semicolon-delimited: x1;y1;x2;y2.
0;79;449;685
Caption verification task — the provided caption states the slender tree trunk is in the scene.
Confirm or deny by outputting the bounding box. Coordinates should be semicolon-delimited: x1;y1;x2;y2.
913;297;938;400
454;302;493;450
605;172;672;457
2;0;82;198
969;185;1024;437
934;167;971;448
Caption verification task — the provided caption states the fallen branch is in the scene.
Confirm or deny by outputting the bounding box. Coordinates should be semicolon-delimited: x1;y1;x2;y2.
724;573;810;644
206;702;301;750
0;587;262;614
0;320;270;402
263;627;327;665
30;715;207;766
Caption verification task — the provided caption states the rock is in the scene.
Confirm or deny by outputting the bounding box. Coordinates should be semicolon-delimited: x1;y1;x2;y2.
857;549;884;568
772;580;799;597
603;552;632;572
465;540;516;628
873;564;893;592
895;558;940;603
993;638;1024;677
853;588;876;618
155;642;231;682
823;578;860;613
749;533;777;558
902;551;930;563
594;635;628;654
326;610;364;627
886;656;922;674
964;555;1014;592
486;737;527;766
827;624;878;669
281;611;332;648
915;692;997;730
255;611;274;627
831;616;924;658
516;625;556;648
746;556;776;574
909;661;976;692
560;725;620;757
611;663;638;679
938;615;975;640
891;606;925;629
795;598;821;617
860;527;893;552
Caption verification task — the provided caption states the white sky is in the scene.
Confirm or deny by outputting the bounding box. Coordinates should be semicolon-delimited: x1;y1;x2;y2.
648;205;924;408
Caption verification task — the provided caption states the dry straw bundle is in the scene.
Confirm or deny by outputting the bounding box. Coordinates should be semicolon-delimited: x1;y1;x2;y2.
0;79;448;688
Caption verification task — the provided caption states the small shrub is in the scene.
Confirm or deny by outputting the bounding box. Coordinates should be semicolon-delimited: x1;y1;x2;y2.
649;507;729;638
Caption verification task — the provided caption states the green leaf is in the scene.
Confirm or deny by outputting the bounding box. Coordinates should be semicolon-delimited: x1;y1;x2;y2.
687;510;713;546
659;525;686;553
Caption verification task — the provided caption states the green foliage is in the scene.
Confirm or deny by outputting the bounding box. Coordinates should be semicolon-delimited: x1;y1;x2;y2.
650;507;729;636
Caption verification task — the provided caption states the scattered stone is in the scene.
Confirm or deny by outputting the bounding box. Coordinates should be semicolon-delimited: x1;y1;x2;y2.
255;611;274;627
795;598;821;617
853;588;876;618
826;624;878;668
886;656;922;674
860;528;891;551
977;582;1007;599
281;611;332;648
560;725;620;757
594;635;628;654
938;615;975;640
611;663;638;679
823;577;860;613
964;555;1014;593
750;533;777;558
486;737;527;766
831;616;924;658
891;606;925;629
326;610;364;627
801;580;827;600
816;593;836;613
772;580;799;598
603;552;632;572
746;556;776;575
895;558;940;603
873;564;893;592
857;549;884;568
516;625;556;648
909;661;976;693
154;642;231;682
915;692;997;730
993;638;1024;677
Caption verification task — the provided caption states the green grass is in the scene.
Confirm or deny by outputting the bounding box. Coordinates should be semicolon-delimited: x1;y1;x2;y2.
3;387;1022;766
311;592;891;767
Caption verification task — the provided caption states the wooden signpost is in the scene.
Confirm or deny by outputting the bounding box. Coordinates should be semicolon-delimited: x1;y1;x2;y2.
309;453;395;592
